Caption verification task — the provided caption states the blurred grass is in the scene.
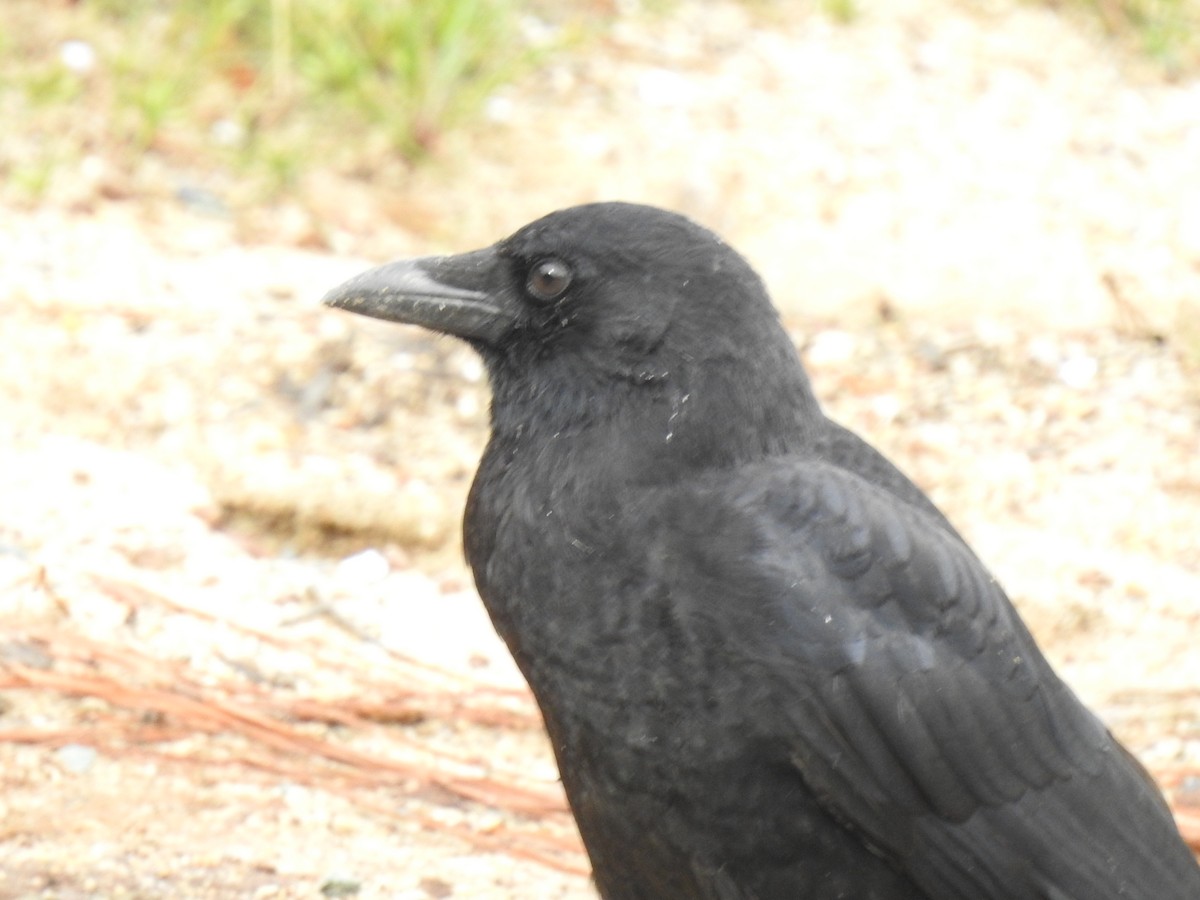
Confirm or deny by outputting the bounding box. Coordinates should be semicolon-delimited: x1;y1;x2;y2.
820;0;860;24
0;0;562;203
1;0;1197;212
1046;0;1200;72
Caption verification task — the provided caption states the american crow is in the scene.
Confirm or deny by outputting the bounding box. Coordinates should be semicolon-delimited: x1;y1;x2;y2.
323;202;1200;899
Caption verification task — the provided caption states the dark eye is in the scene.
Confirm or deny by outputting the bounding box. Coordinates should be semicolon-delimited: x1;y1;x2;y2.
526;258;573;303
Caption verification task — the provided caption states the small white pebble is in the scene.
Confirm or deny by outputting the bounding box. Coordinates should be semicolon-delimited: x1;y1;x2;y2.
484;93;515;123
335;549;390;584
459;356;484;383
455;391;481;418
59;40;96;73
56;743;97;774
635;68;694;108
1058;355;1097;389
869;394;903;424
210;118;245;147
805;330;857;366
518;14;559;46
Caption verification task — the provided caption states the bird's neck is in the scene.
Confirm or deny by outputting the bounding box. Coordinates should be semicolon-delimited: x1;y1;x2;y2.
484;341;825;488
463;347;822;714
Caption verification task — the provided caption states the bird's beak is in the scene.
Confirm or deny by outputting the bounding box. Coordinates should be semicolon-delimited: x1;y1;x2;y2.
322;247;513;346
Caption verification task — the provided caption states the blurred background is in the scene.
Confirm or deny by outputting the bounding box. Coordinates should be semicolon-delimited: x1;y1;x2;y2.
1;1;1198;897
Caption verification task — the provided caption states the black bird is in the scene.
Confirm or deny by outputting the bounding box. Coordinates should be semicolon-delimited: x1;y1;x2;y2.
323;202;1200;899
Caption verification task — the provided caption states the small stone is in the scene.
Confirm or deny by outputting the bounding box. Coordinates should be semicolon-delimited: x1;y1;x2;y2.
56;743;97;774
319;877;361;897
59;40;96;74
805;330;857;366
419;876;454;898
1058;355;1097;389
210;118;246;148
335;549;390;584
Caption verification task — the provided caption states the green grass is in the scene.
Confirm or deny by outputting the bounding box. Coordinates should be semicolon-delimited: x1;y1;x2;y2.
3;0;1197;210
808;0;1199;68
1049;0;1200;71
2;0;552;201
137;0;536;157
821;0;859;25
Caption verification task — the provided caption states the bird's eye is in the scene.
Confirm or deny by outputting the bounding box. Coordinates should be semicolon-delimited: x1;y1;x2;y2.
526;258;573;303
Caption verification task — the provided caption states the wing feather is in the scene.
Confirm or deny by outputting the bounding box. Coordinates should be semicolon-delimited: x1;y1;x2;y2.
662;458;1200;899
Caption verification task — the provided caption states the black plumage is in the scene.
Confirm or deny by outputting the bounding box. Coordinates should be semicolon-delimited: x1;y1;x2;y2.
323;202;1200;899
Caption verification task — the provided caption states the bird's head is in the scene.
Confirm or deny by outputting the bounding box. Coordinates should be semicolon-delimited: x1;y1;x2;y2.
324;202;820;470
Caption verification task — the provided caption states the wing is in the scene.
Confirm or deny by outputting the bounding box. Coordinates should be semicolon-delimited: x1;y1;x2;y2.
655;458;1200;900
810;417;962;538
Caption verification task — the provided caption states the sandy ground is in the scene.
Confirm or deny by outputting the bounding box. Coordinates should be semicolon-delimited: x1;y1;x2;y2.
1;1;1198;897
